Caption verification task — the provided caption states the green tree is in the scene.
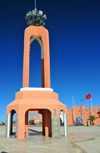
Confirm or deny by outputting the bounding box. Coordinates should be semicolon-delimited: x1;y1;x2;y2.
13;121;16;125
39;121;42;125
29;120;35;125
1;121;5;125
87;115;97;125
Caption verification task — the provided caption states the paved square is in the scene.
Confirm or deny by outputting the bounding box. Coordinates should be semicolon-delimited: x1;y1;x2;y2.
0;125;100;153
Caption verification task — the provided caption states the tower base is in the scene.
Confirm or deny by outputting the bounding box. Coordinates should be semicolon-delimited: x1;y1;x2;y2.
6;88;67;139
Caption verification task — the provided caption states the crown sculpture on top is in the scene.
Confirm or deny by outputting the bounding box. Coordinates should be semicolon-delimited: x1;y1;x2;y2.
25;0;47;26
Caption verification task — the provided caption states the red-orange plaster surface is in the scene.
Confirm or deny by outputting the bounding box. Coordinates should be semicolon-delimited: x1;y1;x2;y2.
6;26;67;139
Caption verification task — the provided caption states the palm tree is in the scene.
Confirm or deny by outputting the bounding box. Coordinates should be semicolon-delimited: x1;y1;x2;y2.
87;115;97;125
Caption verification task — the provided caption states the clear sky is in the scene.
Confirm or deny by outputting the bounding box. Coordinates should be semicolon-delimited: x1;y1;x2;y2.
0;0;100;122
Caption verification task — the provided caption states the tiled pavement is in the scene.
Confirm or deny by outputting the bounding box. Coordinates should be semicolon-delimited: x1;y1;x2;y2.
0;126;100;153
75;134;100;153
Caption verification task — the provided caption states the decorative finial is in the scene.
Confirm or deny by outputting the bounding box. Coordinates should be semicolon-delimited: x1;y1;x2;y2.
25;0;47;27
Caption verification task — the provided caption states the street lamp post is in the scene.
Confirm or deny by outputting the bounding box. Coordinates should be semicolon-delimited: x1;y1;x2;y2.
81;99;84;125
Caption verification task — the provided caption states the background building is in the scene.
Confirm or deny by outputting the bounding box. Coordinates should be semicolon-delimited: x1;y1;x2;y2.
68;106;100;125
30;115;42;124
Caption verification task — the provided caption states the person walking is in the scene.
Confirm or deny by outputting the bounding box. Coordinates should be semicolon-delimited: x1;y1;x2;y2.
88;121;90;127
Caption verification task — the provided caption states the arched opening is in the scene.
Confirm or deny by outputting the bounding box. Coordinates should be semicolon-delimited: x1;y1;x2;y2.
12;113;16;136
29;37;43;87
59;110;67;136
7;109;16;138
28;113;42;136
25;109;52;138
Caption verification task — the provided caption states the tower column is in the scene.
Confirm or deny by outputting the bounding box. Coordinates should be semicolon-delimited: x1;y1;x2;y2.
23;34;30;88
41;59;44;87
42;109;45;135
44;109;51;137
42;34;51;88
18;110;25;139
25;110;28;138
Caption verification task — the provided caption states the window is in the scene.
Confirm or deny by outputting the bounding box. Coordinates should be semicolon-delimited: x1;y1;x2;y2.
85;109;88;112
97;108;100;111
91;109;94;112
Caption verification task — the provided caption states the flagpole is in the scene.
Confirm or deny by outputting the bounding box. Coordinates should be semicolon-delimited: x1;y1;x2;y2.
91;97;93;115
86;93;93;117
90;92;93;116
72;95;75;124
81;99;84;124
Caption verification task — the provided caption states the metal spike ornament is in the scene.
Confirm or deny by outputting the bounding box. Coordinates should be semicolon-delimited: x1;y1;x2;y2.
25;0;47;26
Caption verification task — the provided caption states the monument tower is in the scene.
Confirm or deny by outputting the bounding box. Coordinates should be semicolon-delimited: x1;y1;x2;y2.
6;0;68;139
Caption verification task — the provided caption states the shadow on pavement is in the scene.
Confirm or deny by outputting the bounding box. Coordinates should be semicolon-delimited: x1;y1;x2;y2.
28;129;42;136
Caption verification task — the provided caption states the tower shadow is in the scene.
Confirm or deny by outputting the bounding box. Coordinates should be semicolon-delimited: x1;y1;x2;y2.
28;129;42;136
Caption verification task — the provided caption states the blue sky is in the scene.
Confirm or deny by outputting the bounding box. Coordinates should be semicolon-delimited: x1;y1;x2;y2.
0;0;100;122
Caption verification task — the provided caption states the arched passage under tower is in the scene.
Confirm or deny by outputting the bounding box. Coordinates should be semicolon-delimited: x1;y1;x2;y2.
25;109;52;138
6;109;17;138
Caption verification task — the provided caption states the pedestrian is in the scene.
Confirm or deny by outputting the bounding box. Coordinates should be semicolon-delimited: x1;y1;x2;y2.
87;121;88;126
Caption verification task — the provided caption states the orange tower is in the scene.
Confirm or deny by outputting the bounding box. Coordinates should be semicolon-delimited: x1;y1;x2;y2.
6;4;68;139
